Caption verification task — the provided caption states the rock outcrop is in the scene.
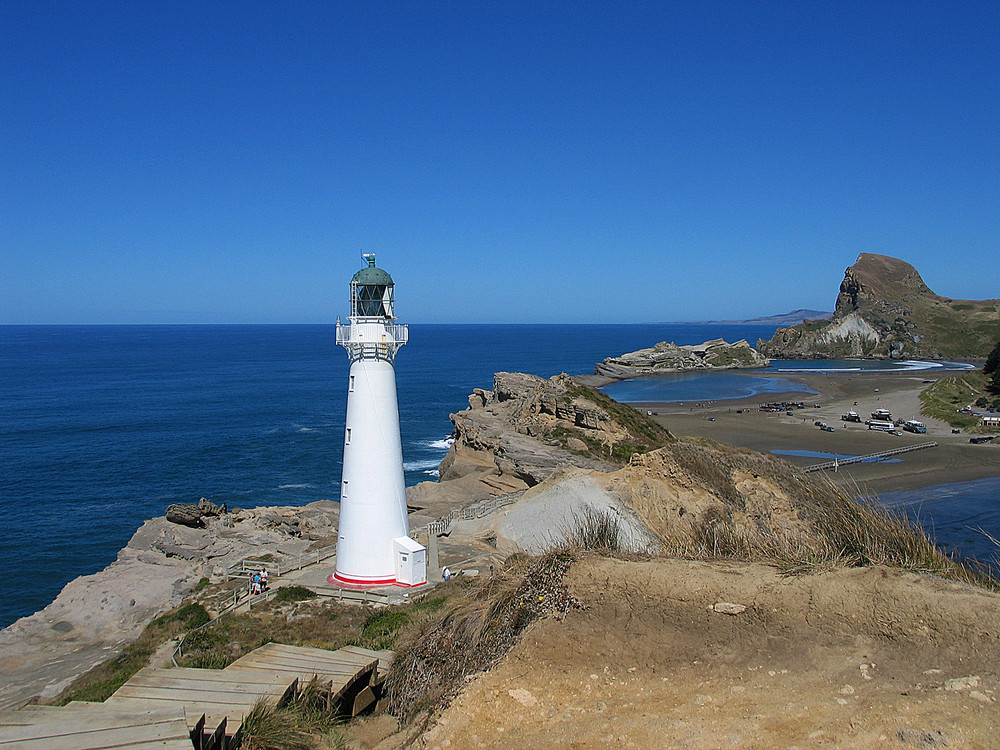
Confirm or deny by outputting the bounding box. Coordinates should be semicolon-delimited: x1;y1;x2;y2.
595;338;769;380
439;372;674;489
0;501;340;709
446;437;837;562
759;253;1000;359
165;497;225;528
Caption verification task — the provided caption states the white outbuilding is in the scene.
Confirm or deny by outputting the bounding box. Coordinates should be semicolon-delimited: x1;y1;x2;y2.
393;536;427;587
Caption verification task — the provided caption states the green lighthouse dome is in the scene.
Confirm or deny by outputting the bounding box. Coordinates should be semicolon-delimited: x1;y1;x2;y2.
351;254;394;286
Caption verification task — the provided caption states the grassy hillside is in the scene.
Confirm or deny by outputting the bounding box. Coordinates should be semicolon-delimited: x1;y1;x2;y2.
921;371;1000;431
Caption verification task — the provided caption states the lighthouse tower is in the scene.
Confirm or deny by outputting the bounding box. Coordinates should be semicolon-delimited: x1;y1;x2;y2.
330;254;426;588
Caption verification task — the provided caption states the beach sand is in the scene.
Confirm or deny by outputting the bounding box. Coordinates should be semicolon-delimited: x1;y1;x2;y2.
630;369;999;496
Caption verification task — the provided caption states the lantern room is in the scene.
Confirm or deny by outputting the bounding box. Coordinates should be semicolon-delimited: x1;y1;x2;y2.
350;253;395;318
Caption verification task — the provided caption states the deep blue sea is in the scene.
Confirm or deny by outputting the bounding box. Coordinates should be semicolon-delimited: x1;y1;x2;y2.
1;324;997;629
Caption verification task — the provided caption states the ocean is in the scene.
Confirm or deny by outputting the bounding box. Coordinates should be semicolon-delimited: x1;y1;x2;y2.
1;324;996;629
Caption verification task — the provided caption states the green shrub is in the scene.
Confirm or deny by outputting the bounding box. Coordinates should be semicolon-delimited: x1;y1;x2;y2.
273;586;318;603
151;603;210;630
360;610;409;649
362;610;409;637
182;626;229;653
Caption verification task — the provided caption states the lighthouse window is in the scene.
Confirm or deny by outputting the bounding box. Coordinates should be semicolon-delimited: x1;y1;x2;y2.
345;428;351;444
349;375;355;392
341;480;348;499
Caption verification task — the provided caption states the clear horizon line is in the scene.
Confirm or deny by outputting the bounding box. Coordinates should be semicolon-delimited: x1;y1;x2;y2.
0;319;807;328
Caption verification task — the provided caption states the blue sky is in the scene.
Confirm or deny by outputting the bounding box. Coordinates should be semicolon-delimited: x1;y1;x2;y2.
2;2;998;324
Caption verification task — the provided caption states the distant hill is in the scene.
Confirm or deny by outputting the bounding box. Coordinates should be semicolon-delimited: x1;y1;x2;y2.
757;253;1000;359
708;309;832;326
662;310;832;326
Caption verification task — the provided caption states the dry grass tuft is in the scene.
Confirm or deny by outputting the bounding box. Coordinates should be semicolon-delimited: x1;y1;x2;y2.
240;679;348;750
385;551;581;724
659;466;998;590
565;507;625;553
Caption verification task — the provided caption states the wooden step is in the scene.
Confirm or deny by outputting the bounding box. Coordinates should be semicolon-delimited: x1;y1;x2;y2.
0;704;191;750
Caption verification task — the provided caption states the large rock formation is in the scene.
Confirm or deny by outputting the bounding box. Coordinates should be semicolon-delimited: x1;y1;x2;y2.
594;338;768;380
438;372;674;489
758;253;1000;359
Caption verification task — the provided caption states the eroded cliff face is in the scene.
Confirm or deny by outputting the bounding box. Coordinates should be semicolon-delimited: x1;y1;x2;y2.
438;372;673;488
758;253;1000;359
595;338;768;380
437;373;850;562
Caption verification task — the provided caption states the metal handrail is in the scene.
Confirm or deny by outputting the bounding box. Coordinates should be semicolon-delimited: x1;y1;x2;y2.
336;322;408;345
424;491;523;536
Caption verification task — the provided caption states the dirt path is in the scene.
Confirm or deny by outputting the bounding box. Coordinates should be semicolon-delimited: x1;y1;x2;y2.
399;556;999;750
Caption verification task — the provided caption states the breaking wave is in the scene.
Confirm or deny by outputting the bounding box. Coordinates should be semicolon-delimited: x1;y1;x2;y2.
403;459;442;472
424;437;455;450
776;359;977;374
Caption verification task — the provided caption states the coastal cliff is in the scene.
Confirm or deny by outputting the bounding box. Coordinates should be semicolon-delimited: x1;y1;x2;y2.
594;338;769;380
0;501;340;709
5;371;1000;747
758;253;1000;359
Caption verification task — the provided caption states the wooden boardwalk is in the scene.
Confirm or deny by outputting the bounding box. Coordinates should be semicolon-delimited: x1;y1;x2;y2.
0;704;193;750
107;643;390;732
0;643;393;749
802;441;938;472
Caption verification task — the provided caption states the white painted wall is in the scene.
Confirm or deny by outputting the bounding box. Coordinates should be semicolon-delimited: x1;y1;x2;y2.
334;355;410;584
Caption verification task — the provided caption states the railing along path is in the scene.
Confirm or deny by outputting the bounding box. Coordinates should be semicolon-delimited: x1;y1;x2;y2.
425;490;524;536
175;489;521;665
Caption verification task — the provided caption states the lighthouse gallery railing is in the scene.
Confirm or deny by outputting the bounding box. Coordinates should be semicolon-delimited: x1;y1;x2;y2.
336;322;408;362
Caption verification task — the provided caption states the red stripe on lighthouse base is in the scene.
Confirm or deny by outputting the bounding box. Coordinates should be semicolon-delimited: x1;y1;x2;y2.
328;572;424;589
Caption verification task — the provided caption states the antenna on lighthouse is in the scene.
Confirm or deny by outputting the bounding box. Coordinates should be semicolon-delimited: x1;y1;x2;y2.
330;255;426;589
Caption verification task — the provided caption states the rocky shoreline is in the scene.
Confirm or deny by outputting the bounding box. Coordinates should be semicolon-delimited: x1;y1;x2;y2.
589;338;768;383
0;501;341;709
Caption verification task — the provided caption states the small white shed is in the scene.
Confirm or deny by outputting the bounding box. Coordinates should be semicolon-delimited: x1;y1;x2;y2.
392;536;427;586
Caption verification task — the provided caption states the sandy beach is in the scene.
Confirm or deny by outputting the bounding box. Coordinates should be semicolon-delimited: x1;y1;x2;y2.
631;369;999;496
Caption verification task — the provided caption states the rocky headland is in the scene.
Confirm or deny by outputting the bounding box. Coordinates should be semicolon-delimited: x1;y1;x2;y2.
589;338;769;383
758;252;1000;359
0;500;341;709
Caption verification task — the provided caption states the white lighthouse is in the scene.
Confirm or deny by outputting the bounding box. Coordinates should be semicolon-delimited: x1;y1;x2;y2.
329;254;426;588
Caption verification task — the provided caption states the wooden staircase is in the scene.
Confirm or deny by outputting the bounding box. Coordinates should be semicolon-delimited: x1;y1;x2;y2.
0;644;393;750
